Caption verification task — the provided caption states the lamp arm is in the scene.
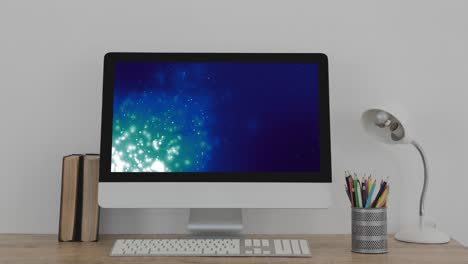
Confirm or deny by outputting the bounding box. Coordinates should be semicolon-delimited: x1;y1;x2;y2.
410;140;428;217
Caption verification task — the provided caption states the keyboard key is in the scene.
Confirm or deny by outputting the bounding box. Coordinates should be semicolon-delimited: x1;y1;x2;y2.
254;248;261;254
299;240;310;255
244;239;252;247
274;240;282;253
232;239;240;247
228;248;240;254
253;239;261;247
262;239;269;246
137;247;149;254
282;240;292;254
291;240;301;255
111;240;125;253
204;248;216;255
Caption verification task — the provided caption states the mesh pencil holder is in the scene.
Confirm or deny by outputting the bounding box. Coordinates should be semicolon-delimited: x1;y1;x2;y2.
351;207;387;254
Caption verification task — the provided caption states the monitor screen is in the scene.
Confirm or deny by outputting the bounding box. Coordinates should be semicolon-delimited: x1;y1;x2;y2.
111;61;320;173
100;53;330;182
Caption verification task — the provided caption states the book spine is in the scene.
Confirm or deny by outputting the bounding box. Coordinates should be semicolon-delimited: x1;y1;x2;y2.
81;155;100;242
74;155;84;241
59;155;81;242
58;156;67;242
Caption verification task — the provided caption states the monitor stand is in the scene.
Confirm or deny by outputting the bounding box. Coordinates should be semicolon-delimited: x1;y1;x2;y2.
187;209;243;234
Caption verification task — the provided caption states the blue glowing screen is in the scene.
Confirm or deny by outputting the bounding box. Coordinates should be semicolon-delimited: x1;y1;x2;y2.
111;61;320;173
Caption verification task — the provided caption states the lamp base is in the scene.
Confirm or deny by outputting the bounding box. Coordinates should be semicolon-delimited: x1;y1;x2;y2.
395;225;450;244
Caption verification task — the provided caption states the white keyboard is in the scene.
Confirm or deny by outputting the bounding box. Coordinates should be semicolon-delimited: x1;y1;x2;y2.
110;238;311;257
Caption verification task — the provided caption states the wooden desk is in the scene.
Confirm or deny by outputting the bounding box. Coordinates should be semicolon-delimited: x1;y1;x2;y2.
0;234;467;263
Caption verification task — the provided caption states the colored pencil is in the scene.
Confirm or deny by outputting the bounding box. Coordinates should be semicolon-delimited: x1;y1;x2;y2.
372;180;387;208
365;180;376;208
376;186;389;208
353;178;360;208
345;184;352;203
367;178;373;196
362;179;367;206
357;180;362;208
347;176;355;207
344;172;389;208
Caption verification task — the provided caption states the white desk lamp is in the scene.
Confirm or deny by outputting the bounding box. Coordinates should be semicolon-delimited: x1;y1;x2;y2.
361;108;450;244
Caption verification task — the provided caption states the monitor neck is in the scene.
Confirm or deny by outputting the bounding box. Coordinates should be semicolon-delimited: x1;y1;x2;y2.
188;208;243;235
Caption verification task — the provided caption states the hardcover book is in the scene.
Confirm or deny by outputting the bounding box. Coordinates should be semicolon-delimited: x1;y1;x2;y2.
81;154;100;242
58;154;83;241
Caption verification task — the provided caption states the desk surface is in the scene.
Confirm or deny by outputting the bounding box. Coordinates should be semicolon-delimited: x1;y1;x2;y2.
0;234;467;264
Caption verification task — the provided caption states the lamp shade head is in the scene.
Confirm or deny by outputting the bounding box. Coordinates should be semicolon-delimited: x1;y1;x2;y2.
361;108;410;144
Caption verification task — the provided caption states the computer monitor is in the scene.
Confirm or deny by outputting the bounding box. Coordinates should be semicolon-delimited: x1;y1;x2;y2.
99;53;332;232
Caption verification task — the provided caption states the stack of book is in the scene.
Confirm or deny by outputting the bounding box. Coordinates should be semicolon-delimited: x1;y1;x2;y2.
58;154;100;242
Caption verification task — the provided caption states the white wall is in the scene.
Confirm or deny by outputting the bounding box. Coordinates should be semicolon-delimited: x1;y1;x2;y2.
1;0;467;245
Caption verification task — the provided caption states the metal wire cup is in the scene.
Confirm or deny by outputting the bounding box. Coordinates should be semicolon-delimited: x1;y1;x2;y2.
351;207;387;254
